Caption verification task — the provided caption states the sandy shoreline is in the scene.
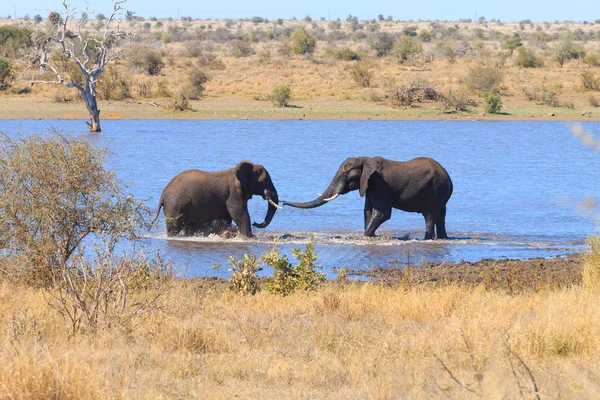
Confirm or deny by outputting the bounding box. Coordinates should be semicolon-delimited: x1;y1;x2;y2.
1;96;599;122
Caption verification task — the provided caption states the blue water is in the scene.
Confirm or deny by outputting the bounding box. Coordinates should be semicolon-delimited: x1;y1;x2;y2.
1;120;598;277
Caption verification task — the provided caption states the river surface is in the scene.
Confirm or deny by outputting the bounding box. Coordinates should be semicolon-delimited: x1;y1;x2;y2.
1;120;598;277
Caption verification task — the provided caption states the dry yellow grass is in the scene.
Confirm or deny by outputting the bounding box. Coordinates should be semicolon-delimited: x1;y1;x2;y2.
2;18;600;120
1;277;600;398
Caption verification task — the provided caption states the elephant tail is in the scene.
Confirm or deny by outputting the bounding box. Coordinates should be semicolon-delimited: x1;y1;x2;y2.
148;198;164;230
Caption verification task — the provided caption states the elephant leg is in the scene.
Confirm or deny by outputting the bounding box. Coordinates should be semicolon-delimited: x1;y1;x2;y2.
435;206;448;239
227;202;252;238
166;218;183;237
363;197;373;231
423;213;436;240
364;195;391;237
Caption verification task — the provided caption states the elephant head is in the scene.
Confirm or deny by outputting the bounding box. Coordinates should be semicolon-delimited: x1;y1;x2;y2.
234;160;281;229
282;157;380;209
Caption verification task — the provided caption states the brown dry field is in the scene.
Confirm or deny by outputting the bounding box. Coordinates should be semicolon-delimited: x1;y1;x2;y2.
2;18;600;121
3;253;600;399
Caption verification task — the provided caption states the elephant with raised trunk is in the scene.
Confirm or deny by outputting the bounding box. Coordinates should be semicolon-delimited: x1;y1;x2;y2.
283;156;453;239
151;160;281;238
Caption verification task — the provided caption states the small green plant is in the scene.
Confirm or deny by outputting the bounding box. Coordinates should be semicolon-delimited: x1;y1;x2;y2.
262;242;325;296
347;62;373;87
483;92;503;113
269;86;291;107
226;254;262;295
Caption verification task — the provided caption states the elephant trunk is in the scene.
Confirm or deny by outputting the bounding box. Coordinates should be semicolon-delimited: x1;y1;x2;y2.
282;178;343;209
253;189;279;229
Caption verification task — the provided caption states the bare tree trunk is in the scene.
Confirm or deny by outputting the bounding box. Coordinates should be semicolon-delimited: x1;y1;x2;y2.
85;100;101;133
83;80;101;132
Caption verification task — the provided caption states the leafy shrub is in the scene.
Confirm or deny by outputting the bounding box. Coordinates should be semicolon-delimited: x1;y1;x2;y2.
0;58;12;90
347;62;373;87
0;25;33;57
327;47;361;61
369;32;395;57
143;52;165;75
589;95;600;107
515;47;544;68
580;72;600;91
503;35;523;55
291;28;317;55
391;36;423;62
483;92;503;113
0;134;150;286
269;86;291;107
224;254;262;295
262;242;325;296
464;66;504;92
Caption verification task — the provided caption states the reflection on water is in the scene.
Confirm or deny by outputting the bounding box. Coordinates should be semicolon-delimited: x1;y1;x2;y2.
0;120;598;277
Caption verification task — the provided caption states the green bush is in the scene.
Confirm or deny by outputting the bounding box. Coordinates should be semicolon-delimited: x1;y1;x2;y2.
515;47;544;68
0;25;33;57
262;242;325;296
464;66;504;92
269;86;291;107
291;28;317;55
369;32;395;57
554;34;585;67
483;92;503;113
0;58;12;90
391;36;423;63
143;51;165;75
183;69;209;100
97;66;131;100
589;95;600;107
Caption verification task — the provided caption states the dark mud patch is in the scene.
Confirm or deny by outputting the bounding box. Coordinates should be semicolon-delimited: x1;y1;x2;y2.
344;254;583;292
185;254;584;294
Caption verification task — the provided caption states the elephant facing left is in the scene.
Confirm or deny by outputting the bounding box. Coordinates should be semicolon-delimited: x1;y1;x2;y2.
150;160;281;238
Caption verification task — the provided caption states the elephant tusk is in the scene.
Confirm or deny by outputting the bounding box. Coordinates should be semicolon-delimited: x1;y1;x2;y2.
323;193;340;202
268;199;283;209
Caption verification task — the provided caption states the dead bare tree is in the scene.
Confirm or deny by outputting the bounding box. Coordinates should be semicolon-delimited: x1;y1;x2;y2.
23;0;128;132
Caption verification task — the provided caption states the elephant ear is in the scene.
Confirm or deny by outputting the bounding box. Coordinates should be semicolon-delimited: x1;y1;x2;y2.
359;158;379;197
234;160;254;192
